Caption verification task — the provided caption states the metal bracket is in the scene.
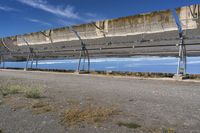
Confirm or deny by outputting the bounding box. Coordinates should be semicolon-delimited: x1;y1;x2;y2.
22;38;38;70
172;9;187;75
68;27;90;73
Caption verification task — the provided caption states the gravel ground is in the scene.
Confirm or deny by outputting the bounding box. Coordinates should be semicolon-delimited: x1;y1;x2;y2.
0;70;200;133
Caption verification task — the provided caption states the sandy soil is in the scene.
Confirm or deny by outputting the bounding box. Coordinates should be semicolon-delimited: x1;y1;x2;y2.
0;69;200;133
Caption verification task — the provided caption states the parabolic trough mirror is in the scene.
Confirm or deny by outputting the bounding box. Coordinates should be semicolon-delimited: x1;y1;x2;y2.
0;4;200;75
1;56;200;74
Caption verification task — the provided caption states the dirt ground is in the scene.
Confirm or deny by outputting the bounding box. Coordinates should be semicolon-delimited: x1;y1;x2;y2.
0;69;200;133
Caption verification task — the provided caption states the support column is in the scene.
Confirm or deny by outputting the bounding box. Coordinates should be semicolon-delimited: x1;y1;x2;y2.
68;27;90;73
24;54;30;71
171;9;188;80
40;30;55;53
22;38;37;71
92;22;112;45
0;56;5;69
176;37;187;75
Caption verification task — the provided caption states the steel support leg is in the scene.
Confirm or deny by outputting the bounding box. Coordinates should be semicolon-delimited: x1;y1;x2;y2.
77;51;82;72
25;54;30;71
177;38;187;75
0;56;5;69
0;56;2;68
77;48;90;73
85;48;90;72
35;57;39;69
30;56;34;69
82;50;86;70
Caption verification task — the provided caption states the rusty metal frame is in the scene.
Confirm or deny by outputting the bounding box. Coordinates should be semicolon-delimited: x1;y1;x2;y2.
68;26;90;72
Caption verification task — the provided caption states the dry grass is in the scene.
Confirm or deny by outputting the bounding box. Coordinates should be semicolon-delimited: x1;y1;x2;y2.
62;105;118;126
0;85;24;96
25;88;42;99
161;128;176;133
137;127;176;133
31;101;53;114
117;121;141;129
0;82;43;99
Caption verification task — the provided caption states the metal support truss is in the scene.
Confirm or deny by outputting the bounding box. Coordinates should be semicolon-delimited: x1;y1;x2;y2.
91;22;112;45
172;9;187;75
68;27;90;72
40;30;55;52
22;38;38;70
189;5;199;19
0;38;14;69
1;38;12;54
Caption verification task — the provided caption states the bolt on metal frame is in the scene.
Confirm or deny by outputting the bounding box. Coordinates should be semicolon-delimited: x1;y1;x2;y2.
68;27;90;72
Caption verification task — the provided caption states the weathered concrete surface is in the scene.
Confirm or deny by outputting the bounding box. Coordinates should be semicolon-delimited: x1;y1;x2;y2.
0;70;200;133
0;5;200;60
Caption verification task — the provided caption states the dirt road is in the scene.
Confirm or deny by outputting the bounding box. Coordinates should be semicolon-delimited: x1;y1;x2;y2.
0;70;200;133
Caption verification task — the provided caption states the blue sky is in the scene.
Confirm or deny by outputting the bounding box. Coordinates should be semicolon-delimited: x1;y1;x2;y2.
0;0;199;38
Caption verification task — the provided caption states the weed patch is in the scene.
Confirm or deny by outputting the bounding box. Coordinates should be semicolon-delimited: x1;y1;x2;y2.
31;102;53;114
161;128;176;133
0;85;24;96
62;105;118;126
117;122;141;129
25;88;42;99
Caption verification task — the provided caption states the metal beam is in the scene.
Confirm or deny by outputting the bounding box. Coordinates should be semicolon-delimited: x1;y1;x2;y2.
172;9;187;75
1;38;12;53
0;55;5;69
91;22;112;45
189;5;199;19
22;38;38;70
68;26;90;72
40;30;55;53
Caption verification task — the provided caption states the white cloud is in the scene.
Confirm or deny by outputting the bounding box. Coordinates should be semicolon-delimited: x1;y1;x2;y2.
25;18;52;26
84;13;106;23
56;19;75;26
17;0;80;19
85;13;97;17
0;5;19;12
